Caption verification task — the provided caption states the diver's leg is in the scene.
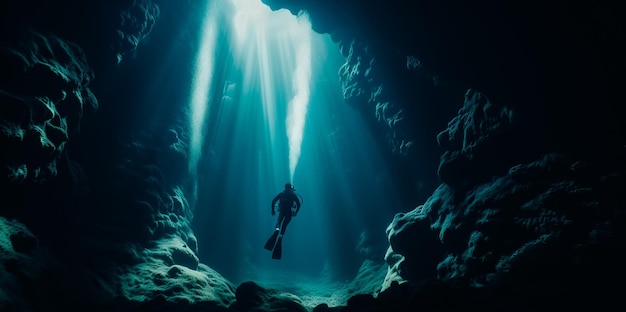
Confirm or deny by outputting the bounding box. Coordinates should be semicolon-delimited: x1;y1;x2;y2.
279;213;292;235
264;227;280;250
275;213;285;230
273;213;289;259
266;214;283;251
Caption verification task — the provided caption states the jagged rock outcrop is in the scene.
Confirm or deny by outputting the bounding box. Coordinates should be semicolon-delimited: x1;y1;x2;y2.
0;31;97;183
111;0;160;64
0;0;163;182
384;89;626;309
0;217;45;311
436;89;516;188
338;37;418;156
0;0;160;69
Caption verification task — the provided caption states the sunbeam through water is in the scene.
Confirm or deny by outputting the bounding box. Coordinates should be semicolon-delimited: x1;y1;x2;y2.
232;0;312;184
188;0;217;196
285;17;312;184
189;0;404;307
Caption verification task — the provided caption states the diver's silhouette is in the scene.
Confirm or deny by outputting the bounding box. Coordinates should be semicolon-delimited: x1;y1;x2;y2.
264;183;302;259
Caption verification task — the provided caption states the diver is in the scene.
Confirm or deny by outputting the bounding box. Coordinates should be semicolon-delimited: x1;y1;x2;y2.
264;183;302;259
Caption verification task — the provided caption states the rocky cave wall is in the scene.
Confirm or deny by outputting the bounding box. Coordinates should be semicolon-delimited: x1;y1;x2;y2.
1;0;236;310
1;0;626;311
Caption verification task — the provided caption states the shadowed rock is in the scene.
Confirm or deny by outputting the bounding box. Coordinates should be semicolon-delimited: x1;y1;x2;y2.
384;151;626;308
0;31;97;183
0;1;163;184
436;89;514;188
233;281;309;312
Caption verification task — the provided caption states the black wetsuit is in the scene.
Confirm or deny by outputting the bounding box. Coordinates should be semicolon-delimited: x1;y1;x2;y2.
271;190;301;235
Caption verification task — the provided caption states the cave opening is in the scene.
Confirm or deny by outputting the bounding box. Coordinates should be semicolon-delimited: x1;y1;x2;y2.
186;0;403;306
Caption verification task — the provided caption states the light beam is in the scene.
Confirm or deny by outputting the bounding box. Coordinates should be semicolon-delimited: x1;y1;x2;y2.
231;0;312;184
286;14;312;183
189;0;217;176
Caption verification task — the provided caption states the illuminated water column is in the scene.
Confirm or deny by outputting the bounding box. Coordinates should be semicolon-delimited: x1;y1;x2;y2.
231;0;312;184
286;14;312;183
188;0;217;201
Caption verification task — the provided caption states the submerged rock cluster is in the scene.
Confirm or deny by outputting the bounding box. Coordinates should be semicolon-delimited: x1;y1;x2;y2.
0;31;97;182
385;92;625;309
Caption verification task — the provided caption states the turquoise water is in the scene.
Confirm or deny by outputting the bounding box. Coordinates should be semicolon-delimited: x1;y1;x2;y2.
186;0;403;292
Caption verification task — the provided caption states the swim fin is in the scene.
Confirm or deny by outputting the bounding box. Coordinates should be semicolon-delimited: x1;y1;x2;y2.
264;229;279;251
272;236;283;260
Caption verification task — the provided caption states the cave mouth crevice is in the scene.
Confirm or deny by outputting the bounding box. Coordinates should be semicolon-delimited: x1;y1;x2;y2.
186;0;405;300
